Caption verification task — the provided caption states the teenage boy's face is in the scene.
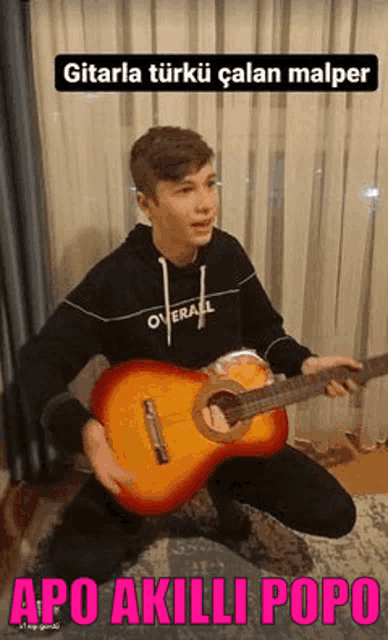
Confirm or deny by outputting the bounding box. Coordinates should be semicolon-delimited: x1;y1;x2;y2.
140;163;219;253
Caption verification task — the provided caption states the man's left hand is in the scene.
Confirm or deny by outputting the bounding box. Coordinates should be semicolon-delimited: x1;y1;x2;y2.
301;356;363;398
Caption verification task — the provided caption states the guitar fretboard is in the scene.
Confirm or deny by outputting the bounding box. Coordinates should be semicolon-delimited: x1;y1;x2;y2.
221;353;388;423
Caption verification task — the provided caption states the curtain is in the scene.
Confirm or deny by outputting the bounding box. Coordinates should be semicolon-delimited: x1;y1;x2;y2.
27;0;388;456
0;0;53;483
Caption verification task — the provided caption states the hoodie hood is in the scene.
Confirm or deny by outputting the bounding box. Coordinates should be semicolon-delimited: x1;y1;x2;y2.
125;224;209;346
125;223;211;271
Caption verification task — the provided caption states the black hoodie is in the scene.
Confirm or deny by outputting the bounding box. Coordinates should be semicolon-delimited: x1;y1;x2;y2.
17;224;313;456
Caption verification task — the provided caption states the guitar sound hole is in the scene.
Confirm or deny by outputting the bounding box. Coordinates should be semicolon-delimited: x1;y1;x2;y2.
202;391;238;433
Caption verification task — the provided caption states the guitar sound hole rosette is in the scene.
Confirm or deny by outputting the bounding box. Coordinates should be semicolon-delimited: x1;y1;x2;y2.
192;379;252;444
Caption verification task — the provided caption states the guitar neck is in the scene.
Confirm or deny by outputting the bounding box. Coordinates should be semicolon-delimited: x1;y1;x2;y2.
223;353;388;423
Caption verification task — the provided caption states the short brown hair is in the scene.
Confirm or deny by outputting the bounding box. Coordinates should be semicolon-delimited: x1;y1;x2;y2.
130;126;214;198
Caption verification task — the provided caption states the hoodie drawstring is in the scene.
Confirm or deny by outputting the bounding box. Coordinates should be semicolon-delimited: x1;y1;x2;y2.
198;265;207;330
158;257;207;347
158;257;172;347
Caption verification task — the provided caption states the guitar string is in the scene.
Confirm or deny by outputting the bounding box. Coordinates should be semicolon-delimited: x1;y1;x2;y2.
219;355;388;424
226;357;388;422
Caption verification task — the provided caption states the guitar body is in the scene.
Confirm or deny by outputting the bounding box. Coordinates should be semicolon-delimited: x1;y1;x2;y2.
91;351;288;515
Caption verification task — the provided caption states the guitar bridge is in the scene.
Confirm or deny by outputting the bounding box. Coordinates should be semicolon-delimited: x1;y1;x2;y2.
143;398;169;464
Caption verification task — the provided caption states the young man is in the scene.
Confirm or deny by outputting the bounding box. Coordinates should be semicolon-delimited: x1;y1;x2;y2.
17;126;361;581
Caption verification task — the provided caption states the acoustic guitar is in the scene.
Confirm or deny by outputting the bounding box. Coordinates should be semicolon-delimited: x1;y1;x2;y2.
91;349;388;516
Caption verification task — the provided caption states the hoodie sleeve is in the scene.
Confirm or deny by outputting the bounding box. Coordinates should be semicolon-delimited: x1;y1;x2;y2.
232;240;314;377
16;266;106;457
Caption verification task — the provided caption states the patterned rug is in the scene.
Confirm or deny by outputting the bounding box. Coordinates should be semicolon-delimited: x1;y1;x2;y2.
3;490;388;639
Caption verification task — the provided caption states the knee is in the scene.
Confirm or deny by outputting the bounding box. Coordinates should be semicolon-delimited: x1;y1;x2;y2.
324;493;357;539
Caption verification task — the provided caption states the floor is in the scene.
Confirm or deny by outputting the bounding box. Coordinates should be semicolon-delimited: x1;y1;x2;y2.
1;448;388;639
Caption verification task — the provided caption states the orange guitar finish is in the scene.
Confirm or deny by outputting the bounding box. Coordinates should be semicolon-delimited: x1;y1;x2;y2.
91;351;288;516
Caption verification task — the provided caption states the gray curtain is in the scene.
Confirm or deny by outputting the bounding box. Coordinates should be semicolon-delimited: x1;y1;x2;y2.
0;0;54;483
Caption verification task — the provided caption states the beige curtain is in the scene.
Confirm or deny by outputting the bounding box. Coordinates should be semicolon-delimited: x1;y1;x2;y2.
29;0;388;455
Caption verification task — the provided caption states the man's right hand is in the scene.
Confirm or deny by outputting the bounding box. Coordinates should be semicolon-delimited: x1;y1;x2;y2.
82;418;135;496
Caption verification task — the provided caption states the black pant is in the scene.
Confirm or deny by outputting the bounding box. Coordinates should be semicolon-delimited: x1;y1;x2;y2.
64;443;355;539
43;445;355;584
208;444;356;539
